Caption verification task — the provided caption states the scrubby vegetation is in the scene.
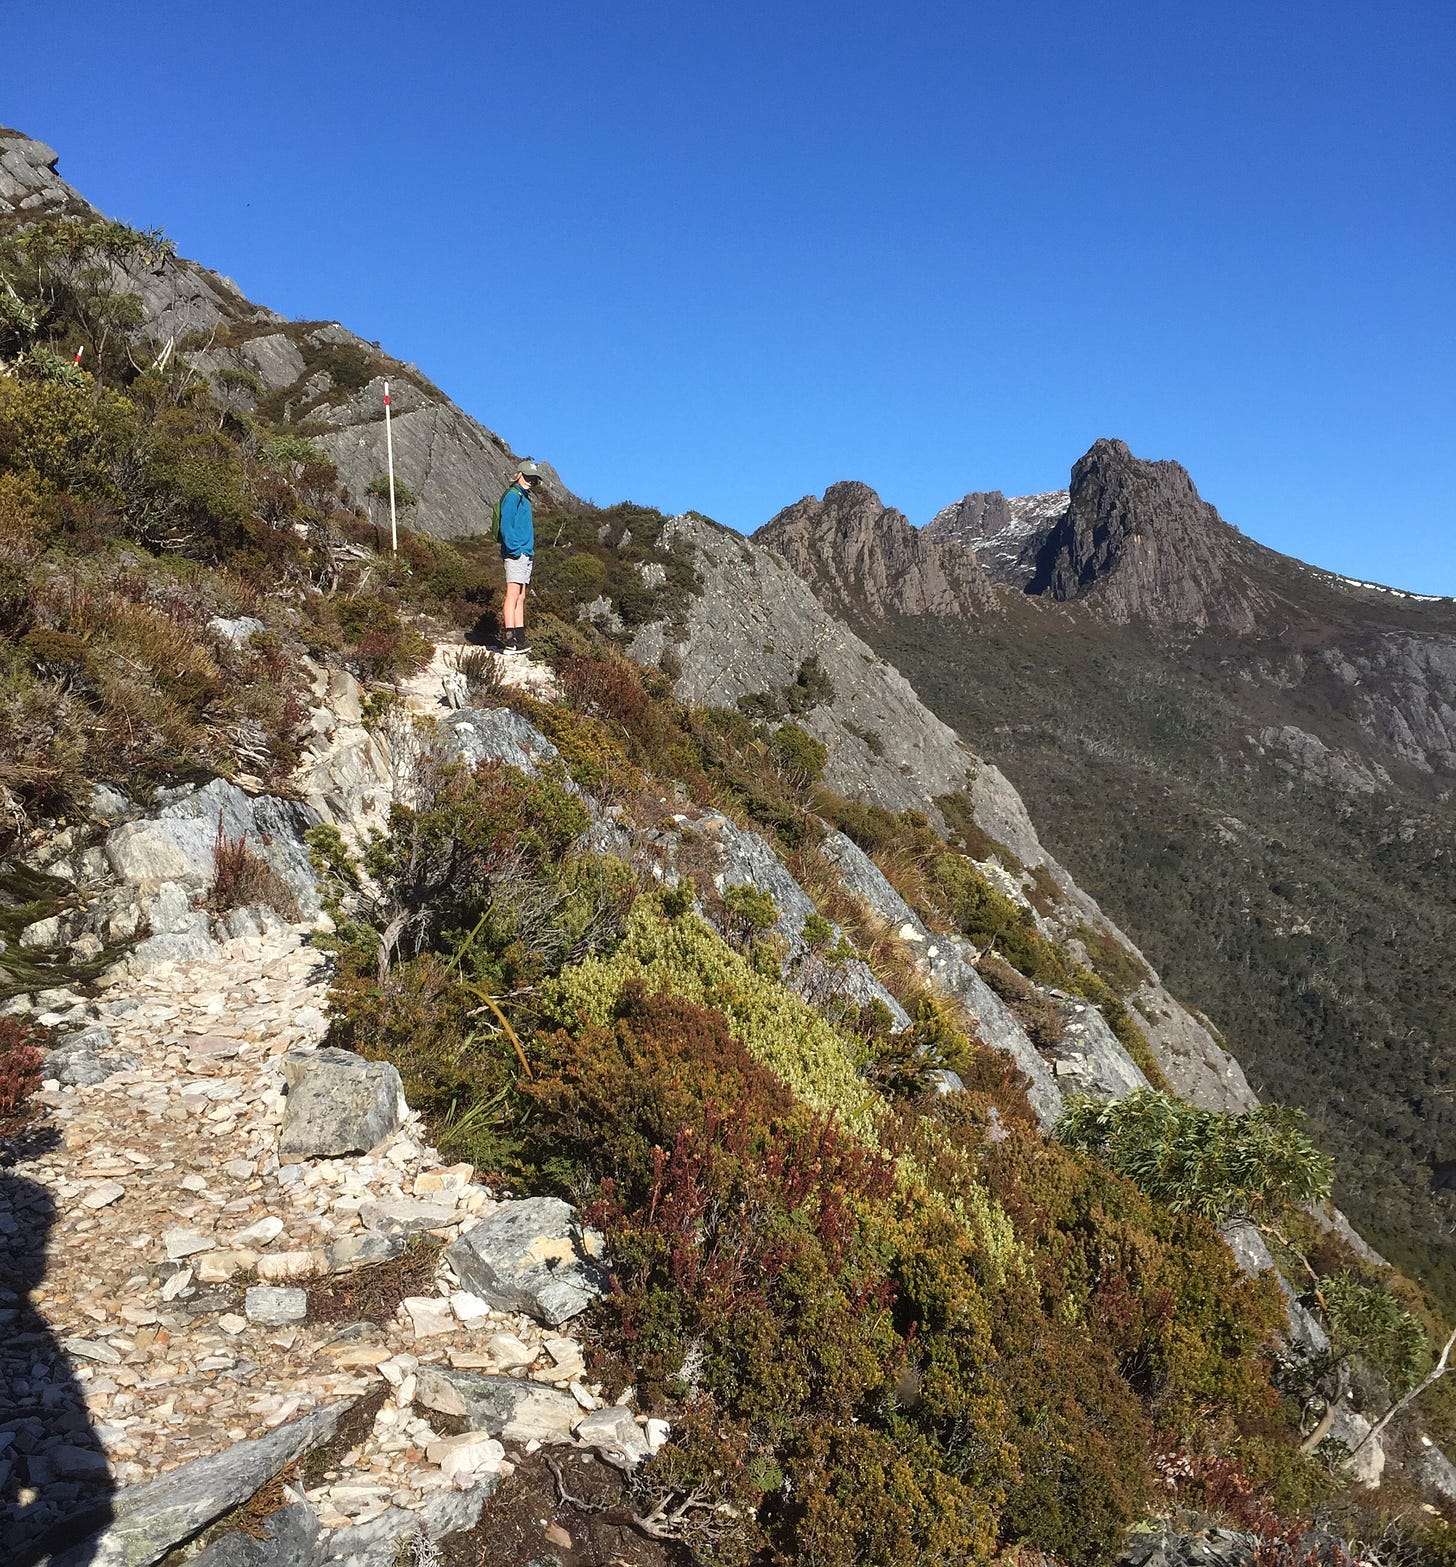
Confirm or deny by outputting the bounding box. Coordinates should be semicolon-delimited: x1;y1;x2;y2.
872;603;1456;1310
304;694;1356;1563
7;206;1455;1567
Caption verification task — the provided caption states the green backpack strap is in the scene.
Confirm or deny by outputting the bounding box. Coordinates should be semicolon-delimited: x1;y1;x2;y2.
491;492;504;542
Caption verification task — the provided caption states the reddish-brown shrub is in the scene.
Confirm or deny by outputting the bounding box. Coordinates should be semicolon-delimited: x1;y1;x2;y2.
0;1016;45;1137
208;812;303;921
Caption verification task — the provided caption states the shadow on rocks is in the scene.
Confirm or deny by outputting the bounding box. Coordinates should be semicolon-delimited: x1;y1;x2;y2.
1;1127;116;1565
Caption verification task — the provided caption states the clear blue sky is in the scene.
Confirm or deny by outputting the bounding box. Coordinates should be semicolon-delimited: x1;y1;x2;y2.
8;0;1454;592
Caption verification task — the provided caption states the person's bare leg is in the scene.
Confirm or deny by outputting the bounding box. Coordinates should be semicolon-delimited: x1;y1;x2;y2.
502;582;524;630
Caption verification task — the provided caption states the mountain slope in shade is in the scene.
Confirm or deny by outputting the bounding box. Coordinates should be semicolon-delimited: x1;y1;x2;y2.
755;444;1456;1298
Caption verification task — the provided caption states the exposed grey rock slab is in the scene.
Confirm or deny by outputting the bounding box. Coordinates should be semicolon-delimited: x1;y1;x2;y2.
188;1499;321;1566
51;1400;352;1567
278;1049;406;1162
445;1197;606;1326
681;810;909;1028
1415;1434;1456;1504
413;1367;580;1443
436;707;563;776
819;829;1064;1126
105;779;318;916
1041;993;1150;1101
1127;982;1259;1113
1326;1405;1384;1487
637;514;976;826
1219;1220;1329;1355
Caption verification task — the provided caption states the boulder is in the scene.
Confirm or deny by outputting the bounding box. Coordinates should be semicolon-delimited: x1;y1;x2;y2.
207;615;265;649
51;1399;353;1567
413;1367;580;1443
278;1048;406;1162
445;1197;607;1326
42;1024;138;1088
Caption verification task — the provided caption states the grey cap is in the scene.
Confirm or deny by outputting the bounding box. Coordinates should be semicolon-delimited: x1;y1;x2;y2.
516;459;542;478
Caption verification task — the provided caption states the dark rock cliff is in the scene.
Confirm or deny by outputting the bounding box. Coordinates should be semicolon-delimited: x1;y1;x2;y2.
756;481;987;621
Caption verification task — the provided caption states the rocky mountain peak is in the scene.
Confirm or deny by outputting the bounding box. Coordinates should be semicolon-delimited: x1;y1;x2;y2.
755;481;985;620
1026;437;1265;631
927;487;1070;585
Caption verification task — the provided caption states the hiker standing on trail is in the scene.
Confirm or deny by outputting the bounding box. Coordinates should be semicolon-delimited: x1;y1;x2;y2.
497;460;540;655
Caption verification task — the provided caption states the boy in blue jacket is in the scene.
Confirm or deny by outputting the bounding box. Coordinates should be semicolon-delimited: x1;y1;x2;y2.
497;461;540;655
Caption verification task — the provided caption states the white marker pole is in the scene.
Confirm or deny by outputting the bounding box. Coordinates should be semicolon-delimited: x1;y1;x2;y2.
383;380;399;555
73;345;84;366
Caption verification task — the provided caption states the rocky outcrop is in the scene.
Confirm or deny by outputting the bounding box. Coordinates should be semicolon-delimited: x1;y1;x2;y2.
1024;439;1270;632
925;489;1068;586
818;829;1067;1125
630;512;1001;830
445;1198;608;1328
0;126;568;540
756;482;986;620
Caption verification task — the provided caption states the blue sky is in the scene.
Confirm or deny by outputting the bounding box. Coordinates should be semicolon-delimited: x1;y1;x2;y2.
7;0;1453;592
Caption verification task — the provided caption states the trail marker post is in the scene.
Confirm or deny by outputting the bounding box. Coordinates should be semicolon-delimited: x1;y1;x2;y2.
383;380;399;555
73;346;84;366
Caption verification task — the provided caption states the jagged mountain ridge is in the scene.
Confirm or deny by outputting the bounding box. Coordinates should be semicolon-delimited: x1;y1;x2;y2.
754;446;1456;1295
0;127;569;534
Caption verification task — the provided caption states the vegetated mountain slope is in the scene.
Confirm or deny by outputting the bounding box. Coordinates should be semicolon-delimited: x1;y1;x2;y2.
0;126;567;532
757;443;1456;1302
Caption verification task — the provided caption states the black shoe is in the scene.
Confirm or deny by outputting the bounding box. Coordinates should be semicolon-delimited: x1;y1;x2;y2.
511;629;531;655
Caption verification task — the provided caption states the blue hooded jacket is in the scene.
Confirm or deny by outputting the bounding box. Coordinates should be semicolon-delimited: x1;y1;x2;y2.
498;484;534;557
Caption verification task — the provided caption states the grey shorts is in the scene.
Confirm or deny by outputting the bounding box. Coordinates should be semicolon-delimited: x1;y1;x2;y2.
502;553;534;586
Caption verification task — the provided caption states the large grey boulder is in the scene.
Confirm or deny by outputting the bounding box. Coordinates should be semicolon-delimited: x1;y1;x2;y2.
819;829;1064;1126
42;1023;137;1088
51;1400;352;1567
104;779;318;917
278;1049;406;1162
445;1197;606;1326
413;1367;580;1443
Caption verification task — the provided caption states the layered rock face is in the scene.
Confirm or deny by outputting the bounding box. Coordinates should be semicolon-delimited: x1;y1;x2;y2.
756;481;986;620
1024;438;1270;632
926;488;1068;586
0;126;566;538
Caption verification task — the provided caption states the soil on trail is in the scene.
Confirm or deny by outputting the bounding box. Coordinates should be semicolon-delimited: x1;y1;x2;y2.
440;1451;690;1567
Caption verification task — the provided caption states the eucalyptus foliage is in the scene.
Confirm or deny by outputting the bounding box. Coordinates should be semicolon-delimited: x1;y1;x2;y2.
1056;1089;1333;1223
